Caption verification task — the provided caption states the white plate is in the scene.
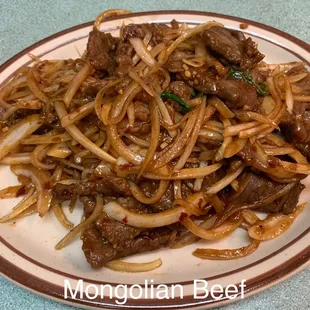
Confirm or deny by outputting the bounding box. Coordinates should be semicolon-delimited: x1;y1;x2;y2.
1;10;310;310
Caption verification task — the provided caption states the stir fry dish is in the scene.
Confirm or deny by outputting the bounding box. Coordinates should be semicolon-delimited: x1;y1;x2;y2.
0;10;310;272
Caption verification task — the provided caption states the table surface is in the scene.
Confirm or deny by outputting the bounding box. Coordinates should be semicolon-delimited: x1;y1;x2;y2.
1;0;310;309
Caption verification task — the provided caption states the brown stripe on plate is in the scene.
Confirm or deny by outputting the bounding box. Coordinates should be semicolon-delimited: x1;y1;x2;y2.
1;223;310;287
1;245;310;309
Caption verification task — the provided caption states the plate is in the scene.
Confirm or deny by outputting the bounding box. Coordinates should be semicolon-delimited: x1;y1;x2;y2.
1;10;310;310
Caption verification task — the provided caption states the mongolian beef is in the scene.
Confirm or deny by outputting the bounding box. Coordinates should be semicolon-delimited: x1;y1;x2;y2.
0;9;310;272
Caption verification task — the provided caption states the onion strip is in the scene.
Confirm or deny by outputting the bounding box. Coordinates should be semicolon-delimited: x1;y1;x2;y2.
181;213;242;240
52;203;74;229
138;100;160;176
0;153;32;165
193;239;260;260
0;188;37;222
63;61;93;107
128;180;170;204
0;114;42;161
143;163;223;180
248;203;306;240
11;165;52;217
56;195;103;250
106;258;162;273
103;201;186;228
54;101;116;164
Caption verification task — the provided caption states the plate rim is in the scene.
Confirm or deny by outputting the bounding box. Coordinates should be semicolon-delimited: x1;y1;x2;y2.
1;9;310;310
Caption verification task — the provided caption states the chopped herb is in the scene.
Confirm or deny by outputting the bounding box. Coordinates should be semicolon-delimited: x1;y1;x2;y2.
229;69;269;96
161;92;193;114
229;70;243;80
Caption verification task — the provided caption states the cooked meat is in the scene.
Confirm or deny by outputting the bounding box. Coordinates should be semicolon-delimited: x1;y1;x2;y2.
138;181;175;212
95;212;143;244
215;80;259;110
53;175;131;201
81;78;109;97
166;81;193;102
116;196;153;213
175;64;259;110
86;29;119;72
123;23;169;45
230;171;304;214
80;196;116;217
280;92;310;160
134;101;150;122
204;26;264;68
81;224;176;268
115;42;133;77
165;49;194;72
175;64;217;93
165;47;259;110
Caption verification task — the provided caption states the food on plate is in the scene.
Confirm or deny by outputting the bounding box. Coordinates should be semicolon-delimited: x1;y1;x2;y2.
0;9;309;272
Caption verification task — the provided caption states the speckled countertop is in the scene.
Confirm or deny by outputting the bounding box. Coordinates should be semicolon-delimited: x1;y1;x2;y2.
0;0;310;309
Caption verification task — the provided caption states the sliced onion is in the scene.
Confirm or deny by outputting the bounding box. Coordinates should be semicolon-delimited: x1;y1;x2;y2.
128;70;155;96
124;134;150;148
106;258;162;273
263;147;295;156
15;203;37;219
284;76;294;114
224;138;247;158
27;68;48;103
22;132;70;144
149;108;198;170
248;203;306;240
54;101;116;164
0;153;32;165
236;111;278;127
109;82;141;124
103;201;187;228
47;142;72;158
242;210;260;225
61;100;96;126
56;195;104;250
11;164;52;217
63;61;93;107
94;9;132;30
129;38;157;67
175;98;206;169
280;160;310;174
106;125;143;165
31;144;55;170
193;161;208;192
0;188;37;222
209;96;234;118
215;118;232;162
165;21;223;61
138;100;160;176
206;165;245;195
129;180;169;204
199;128;224;141
171;215;217;249
52;203;74;229
182;213;242;240
262;96;276;114
223;122;257;137
0;114;42;161
143;163;223;180
0;185;27;199
154;94;177;138
193;239;260;260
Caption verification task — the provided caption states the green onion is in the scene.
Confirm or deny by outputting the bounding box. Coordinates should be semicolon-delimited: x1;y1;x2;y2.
229;69;269;96
161;92;193;114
